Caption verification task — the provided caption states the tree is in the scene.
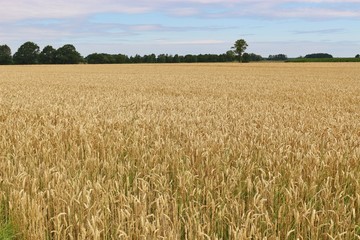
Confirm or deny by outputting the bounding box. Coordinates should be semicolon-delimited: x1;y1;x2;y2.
184;54;197;63
55;44;83;64
268;54;287;61
242;53;250;63
231;39;248;62
242;53;263;62
356;54;360;58
225;50;236;62
249;53;263;61
165;54;174;63
86;53;114;64
305;53;333;58
39;45;56;64
113;54;129;63
143;54;156;63
157;54;167;63
173;54;180;63
85;53;129;64
13;41;40;64
0;45;12;65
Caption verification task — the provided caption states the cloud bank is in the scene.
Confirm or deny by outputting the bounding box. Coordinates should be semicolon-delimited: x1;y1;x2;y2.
1;0;360;21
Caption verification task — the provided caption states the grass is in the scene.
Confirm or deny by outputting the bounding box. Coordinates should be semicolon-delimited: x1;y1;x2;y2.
0;198;17;240
0;222;16;240
0;63;359;239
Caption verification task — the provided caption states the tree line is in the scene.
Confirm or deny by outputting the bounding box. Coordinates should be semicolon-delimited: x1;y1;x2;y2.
0;42;83;65
86;51;263;64
1;40;358;65
0;40;263;65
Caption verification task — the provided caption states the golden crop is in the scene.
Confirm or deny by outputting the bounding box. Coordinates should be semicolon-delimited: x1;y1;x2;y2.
0;63;359;239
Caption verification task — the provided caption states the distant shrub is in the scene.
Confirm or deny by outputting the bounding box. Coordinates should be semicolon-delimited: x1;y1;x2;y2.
242;53;263;62
305;53;333;58
286;58;360;62
268;54;287;61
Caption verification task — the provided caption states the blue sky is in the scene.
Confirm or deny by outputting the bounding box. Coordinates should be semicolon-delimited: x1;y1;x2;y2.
1;0;360;57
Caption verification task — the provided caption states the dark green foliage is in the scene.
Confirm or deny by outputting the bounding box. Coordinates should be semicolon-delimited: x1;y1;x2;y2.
86;53;116;64
85;53;131;64
84;51;262;64
243;53;263;62
130;54;143;63
184;54;197;63
113;54;130;63
143;54;157;63
225;50;236;62
2;40;360;65
55;44;83;64
242;53;250;63
268;54;288;61
286;57;360;62
157;54;167;63
0;45;12;65
13;41;40;64
39;45;56;64
305;53;333;58
231;39;248;62
173;54;180;63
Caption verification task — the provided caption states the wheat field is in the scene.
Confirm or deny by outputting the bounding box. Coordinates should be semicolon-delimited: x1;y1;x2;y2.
0;63;359;239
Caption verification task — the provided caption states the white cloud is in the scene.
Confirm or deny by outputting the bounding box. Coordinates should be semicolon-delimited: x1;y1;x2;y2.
0;1;150;22
1;0;360;22
156;39;227;45
168;8;200;16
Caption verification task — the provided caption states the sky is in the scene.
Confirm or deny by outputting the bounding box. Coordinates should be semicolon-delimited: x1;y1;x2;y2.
1;0;360;57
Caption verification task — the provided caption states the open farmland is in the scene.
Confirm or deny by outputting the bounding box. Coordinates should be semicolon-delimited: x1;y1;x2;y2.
0;63;360;239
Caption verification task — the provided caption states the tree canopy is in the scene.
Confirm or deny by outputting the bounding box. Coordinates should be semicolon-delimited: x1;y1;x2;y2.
305;53;333;58
243;53;263;62
13;41;40;64
55;44;83;64
268;54;288;61
39;45;57;64
231;39;248;62
0;45;12;65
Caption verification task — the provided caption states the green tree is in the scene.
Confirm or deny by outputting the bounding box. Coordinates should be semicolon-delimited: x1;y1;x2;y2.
131;54;142;63
231;39;248;62
13;41;40;64
225;50;236;62
268;54;287;61
248;53;263;61
184;54;197;63
355;54;360;58
55;44;83;64
0;45;12;65
39;45;56;64
157;54;167;63
143;54;156;63
173;54;180;63
305;53;332;58
85;53;114;64
242;53;250;63
113;54;129;63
